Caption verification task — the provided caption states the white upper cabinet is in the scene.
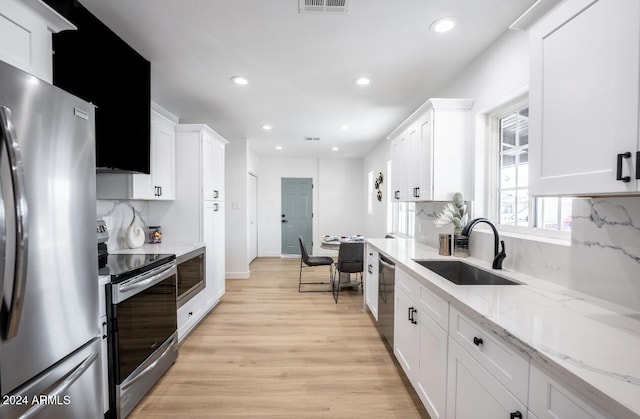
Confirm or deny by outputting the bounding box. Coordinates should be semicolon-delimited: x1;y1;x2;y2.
201;128;226;201
131;108;176;200
389;98;473;202
0;0;74;82
529;0;640;195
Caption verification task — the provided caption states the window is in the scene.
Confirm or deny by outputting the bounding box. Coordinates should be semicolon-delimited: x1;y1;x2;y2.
496;105;572;232
498;107;529;227
392;201;415;236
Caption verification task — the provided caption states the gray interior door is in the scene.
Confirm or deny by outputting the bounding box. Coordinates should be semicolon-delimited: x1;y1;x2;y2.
281;178;312;255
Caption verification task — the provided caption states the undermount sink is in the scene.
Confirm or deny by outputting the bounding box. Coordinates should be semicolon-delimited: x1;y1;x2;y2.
413;260;520;286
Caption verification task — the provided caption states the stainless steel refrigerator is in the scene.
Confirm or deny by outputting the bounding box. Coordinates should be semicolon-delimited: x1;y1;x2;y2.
0;60;101;418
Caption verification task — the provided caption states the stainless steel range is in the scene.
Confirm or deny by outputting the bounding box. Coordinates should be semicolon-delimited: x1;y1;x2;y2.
100;243;178;418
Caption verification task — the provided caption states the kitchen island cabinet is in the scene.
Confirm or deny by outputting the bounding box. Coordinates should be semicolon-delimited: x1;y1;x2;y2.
367;238;640;419
528;0;640;196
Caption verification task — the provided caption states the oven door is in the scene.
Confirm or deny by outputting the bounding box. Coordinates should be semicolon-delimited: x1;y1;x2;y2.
109;262;178;417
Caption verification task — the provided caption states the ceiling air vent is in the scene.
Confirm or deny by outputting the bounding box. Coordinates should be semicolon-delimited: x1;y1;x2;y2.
304;137;320;141
299;0;350;13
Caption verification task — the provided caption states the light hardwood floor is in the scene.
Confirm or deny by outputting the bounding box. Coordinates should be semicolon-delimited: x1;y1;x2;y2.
129;257;429;418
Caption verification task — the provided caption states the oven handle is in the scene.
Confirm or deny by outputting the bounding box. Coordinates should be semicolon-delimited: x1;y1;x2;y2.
120;335;177;391
115;264;177;303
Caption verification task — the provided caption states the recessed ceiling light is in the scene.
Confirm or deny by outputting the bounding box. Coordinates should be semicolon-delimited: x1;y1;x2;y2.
230;76;249;85
430;17;458;33
355;77;370;86
332;147;339;151
339;125;349;131
275;146;283;150
262;124;272;130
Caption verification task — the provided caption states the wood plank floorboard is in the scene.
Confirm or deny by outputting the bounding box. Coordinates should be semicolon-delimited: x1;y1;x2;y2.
129;257;429;418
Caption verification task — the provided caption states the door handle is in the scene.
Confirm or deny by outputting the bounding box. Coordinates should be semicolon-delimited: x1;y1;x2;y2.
510;411;523;419
616;152;631;182
636;151;640;180
282;220;288;223
0;106;29;341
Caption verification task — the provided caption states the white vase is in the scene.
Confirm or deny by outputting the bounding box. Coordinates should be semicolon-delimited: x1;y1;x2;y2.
125;208;145;248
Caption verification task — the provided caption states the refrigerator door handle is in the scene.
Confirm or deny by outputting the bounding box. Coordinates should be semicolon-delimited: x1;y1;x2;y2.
0;106;29;341
19;351;99;419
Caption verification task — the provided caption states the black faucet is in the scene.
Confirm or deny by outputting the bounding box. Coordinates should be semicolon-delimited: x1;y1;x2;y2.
461;218;506;270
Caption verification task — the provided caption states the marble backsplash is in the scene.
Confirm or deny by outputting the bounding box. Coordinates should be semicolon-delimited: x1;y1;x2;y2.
97;200;150;251
414;197;640;311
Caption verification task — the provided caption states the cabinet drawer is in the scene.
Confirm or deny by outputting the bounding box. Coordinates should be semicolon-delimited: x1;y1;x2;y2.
529;363;612;419
416;281;448;331
177;291;204;342
449;307;529;403
396;267;420;297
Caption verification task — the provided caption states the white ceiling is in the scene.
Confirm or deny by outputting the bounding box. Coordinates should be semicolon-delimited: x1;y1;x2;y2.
78;0;536;159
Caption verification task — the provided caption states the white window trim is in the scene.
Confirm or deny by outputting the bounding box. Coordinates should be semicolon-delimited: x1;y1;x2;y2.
482;88;571;244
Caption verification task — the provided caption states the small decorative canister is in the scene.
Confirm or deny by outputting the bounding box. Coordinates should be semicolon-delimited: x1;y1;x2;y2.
149;226;163;244
453;228;469;257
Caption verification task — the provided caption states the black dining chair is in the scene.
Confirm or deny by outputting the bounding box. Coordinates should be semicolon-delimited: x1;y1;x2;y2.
332;241;364;303
298;236;334;292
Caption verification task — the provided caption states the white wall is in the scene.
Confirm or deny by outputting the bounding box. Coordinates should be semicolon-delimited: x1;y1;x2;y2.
317;158;364;254
225;138;250;278
362;138;391;239
255;157;366;257
256;158;320;257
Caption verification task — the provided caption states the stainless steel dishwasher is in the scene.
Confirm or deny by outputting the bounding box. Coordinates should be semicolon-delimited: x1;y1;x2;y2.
377;253;395;347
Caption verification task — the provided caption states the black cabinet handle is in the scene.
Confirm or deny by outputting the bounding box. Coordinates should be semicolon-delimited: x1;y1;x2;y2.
413;187;420;198
473;337;483;346
367;264;373;274
617;152;631;182
188;311;193;316
636;151;640;180
394;190;400;200
214;203;219;212
214;190;219;199
510;411;522;419
158;186;162;196
408;307;417;324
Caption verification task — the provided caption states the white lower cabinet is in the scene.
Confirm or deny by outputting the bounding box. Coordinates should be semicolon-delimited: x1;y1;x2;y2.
448;307;529;403
446;338;526;419
394;267;449;419
528;364;612;419
387;255;615;418
394;285;419;378
365;246;379;320
177;291;204;342
416;309;448;419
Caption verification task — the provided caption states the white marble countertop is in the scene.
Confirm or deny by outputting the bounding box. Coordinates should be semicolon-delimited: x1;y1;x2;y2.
366;238;640;418
109;242;205;260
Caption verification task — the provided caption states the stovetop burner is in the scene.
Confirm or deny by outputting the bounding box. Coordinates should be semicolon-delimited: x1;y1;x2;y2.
99;253;176;283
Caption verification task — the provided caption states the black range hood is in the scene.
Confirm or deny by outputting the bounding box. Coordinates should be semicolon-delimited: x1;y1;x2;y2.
44;0;151;174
